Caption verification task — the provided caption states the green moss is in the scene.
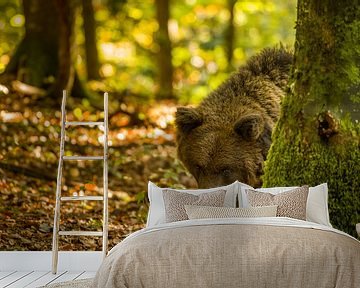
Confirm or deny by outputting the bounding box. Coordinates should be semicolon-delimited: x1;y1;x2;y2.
291;3;360;115
263;0;360;237
263;125;360;237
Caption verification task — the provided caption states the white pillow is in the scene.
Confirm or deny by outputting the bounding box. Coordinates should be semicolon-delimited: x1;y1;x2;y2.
146;181;239;227
184;205;278;219
238;183;331;227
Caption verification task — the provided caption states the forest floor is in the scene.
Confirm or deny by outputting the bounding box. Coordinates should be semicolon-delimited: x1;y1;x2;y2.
0;89;196;251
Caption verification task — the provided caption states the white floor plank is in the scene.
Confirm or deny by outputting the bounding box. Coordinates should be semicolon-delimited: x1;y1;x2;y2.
75;271;96;280
7;271;48;288
0;251;102;271
0;272;16;281
0;271;96;287
23;271;66;288
0;271;32;287
48;271;84;284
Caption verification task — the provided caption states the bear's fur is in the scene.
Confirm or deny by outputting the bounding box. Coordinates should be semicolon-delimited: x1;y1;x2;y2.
176;47;293;188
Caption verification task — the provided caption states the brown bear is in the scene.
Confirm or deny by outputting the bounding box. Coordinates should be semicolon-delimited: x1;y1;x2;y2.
175;47;293;188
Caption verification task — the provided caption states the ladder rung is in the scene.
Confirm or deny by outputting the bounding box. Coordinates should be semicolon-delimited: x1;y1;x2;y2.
63;156;104;160
59;231;103;236
66;121;104;126
61;196;103;201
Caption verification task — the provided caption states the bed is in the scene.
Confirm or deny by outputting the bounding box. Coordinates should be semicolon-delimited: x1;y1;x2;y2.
92;182;360;288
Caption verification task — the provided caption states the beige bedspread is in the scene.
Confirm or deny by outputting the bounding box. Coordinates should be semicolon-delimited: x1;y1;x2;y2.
92;219;360;288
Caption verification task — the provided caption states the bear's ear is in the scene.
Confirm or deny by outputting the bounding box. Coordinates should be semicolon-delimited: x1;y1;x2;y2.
175;107;203;134
234;114;265;141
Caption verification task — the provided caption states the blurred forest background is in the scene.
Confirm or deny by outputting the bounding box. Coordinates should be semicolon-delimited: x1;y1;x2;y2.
1;0;297;251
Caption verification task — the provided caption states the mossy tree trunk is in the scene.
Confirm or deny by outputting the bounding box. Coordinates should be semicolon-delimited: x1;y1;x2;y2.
263;0;360;237
155;0;174;99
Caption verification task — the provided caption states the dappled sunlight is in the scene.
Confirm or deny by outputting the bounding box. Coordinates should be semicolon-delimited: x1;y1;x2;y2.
0;0;300;251
147;104;176;128
100;42;135;63
0;90;194;250
0;110;23;122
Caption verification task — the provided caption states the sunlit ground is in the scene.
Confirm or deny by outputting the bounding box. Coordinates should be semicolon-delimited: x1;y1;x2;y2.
0;91;195;251
0;0;298;250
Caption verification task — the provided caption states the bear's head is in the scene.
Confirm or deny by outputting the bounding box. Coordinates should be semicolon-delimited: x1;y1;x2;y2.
175;106;272;188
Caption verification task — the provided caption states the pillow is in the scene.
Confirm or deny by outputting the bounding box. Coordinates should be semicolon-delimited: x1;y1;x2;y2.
239;183;331;226
184;205;278;219
163;189;226;223
245;186;309;220
146;181;239;227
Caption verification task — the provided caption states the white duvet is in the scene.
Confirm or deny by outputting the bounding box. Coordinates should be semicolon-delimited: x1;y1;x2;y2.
93;217;360;288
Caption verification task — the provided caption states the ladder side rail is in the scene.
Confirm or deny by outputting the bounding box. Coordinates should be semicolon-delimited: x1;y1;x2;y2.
52;90;67;274
102;92;109;259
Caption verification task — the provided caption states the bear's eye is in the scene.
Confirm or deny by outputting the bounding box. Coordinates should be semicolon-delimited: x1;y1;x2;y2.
222;168;231;177
193;165;202;179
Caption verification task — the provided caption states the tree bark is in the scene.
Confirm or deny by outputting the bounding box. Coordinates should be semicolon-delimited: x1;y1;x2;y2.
263;0;360;237
225;0;236;69
2;0;96;103
82;0;101;80
5;0;59;86
49;0;77;97
155;0;174;99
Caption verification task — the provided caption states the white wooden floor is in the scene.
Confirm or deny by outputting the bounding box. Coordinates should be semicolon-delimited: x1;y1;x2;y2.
0;270;95;288
0;251;102;288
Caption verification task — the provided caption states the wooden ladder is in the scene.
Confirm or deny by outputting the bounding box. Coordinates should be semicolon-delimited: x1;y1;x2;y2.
52;90;109;274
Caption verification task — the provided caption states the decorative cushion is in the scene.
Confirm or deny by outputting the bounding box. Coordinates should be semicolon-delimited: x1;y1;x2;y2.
245;186;309;220
184;205;278;220
162;189;226;223
238;183;332;226
146;181;239;227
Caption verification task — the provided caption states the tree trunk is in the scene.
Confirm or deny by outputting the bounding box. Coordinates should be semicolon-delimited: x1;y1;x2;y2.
155;0;174;99
263;0;360;237
2;0;98;103
225;0;236;69
5;0;59;87
82;0;100;80
49;0;77;97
